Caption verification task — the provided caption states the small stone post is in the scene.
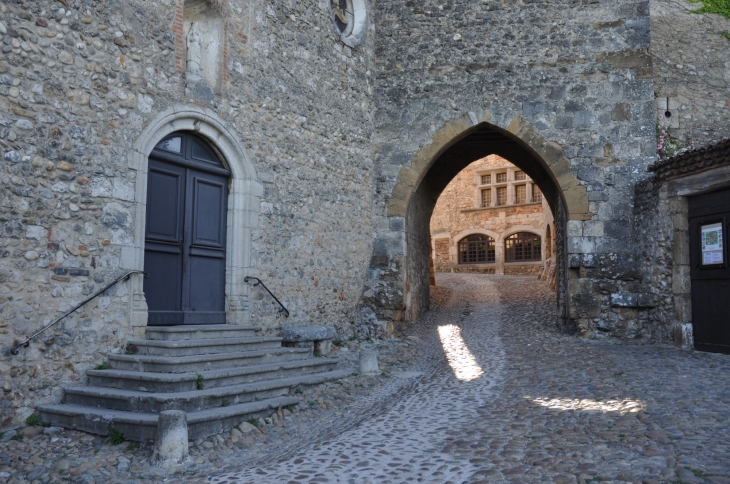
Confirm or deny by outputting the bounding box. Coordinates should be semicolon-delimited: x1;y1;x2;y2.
359;350;379;374
153;410;189;468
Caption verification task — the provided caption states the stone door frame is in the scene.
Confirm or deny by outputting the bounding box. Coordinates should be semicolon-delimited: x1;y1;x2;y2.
126;105;262;333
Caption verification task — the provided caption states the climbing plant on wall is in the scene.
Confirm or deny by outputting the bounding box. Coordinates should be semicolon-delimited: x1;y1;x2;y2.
688;0;730;40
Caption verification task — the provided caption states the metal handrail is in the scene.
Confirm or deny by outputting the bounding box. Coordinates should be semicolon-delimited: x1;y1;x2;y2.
9;270;147;356
244;276;290;318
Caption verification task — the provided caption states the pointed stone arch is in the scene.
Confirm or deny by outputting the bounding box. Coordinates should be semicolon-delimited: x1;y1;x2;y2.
361;110;588;336
386;110;589;221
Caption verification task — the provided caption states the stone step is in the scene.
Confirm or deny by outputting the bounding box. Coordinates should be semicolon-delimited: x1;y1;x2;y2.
145;325;257;341
38;396;300;442
127;336;282;357
63;369;353;413
108;347;312;373
88;358;339;393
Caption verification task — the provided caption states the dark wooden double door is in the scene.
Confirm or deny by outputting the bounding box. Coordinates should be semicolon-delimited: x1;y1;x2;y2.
689;187;730;353
144;132;230;326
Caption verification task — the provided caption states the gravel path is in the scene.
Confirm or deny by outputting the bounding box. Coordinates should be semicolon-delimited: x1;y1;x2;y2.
3;273;730;484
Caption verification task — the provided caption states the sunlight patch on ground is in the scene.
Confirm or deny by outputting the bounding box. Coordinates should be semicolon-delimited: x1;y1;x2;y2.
527;396;645;413
437;324;484;381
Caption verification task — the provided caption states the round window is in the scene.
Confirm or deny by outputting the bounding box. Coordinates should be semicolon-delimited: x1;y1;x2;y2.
330;0;368;48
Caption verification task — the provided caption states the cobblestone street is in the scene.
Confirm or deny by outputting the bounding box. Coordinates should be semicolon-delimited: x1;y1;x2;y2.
3;273;730;483
211;273;730;484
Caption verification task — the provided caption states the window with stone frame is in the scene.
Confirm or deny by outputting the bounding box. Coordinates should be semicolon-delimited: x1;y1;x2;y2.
515;184;527;204
458;234;496;264
514;170;526;181
481;188;491;208
532;184;542;203
505;232;542;262
496;187;507;206
480;174;491;185
496;172;507;183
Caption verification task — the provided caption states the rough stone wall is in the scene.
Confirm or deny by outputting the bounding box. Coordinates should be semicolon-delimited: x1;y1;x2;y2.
365;0;658;338
650;0;730;148
430;155;552;273
0;0;376;428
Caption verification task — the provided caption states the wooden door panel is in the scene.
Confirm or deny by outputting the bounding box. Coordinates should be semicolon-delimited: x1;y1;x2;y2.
146;163;184;243
689;187;730;354
190;174;227;248
144;133;229;326
188;256;226;312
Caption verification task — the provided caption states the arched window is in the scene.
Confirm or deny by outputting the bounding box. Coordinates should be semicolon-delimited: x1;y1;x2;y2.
458;234;495;264
505;232;542;262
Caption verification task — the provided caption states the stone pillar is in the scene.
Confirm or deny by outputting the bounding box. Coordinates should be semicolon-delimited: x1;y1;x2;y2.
153;410;189;468
359;350;379;374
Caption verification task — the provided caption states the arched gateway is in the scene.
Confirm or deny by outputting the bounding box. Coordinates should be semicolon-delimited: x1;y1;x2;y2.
127;106;262;330
361;112;590;336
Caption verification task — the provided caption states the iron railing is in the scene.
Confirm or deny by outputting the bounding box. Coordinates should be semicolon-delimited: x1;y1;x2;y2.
244;276;290;318
9;270;147;356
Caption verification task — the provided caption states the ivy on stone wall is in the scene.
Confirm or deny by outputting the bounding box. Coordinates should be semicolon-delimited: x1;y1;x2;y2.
688;0;730;39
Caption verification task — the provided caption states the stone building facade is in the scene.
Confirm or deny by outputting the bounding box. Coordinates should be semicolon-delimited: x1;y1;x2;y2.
0;0;728;428
430;155;555;278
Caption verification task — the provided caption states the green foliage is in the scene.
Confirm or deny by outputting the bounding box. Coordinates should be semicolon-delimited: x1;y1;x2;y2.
246;418;259;427
294;387;303;394
684;467;709;477
10;434;24;442
108;427;124;445
313;350;322;357
688;0;730;19
284;405;296;412
332;339;344;347
25;413;42;427
195;373;205;390
723;31;730;40
221;399;230;407
94;361;111;370
125;442;140;452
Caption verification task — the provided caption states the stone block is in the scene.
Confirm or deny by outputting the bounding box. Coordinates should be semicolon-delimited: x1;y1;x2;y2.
610;293;638;308
281;325;336;355
672;265;691;294
569;254;581;268
582;253;598;268
570;293;602;318
153;410;188;468
672;322;694;350
359;350;379;374
637;293;659;308
672;231;690;266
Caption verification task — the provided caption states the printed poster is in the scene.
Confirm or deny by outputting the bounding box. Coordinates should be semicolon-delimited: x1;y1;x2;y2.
701;222;724;266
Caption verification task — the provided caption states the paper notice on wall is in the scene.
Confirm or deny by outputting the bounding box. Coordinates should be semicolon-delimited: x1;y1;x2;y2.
701;222;724;266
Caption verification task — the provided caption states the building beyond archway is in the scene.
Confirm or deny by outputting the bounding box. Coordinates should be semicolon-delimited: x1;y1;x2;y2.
431;155;555;278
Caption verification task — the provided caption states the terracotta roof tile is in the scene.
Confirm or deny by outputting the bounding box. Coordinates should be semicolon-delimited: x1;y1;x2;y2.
648;138;730;181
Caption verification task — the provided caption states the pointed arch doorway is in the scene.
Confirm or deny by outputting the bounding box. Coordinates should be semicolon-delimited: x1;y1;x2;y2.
144;131;230;325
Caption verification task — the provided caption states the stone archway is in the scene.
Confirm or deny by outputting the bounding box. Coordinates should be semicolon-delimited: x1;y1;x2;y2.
126;105;262;333
361;110;589;337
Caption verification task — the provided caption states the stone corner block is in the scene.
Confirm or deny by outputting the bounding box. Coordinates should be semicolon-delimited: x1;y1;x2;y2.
610;293;638;308
637;293;659;308
281;325;337;342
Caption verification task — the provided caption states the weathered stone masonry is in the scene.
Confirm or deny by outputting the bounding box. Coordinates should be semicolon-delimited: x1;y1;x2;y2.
0;0;728;429
0;0;376;427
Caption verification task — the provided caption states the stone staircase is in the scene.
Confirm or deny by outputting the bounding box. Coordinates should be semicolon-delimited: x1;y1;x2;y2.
38;325;350;442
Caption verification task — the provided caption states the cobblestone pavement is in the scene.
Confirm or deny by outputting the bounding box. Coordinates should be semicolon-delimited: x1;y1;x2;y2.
210;273;730;484
3;274;730;483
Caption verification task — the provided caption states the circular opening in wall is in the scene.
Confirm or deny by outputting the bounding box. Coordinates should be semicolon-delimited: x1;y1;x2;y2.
330;0;368;48
665;110;672;118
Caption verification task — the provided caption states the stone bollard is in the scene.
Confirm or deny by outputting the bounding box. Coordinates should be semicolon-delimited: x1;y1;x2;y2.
153;410;189;468
359;350;379;374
